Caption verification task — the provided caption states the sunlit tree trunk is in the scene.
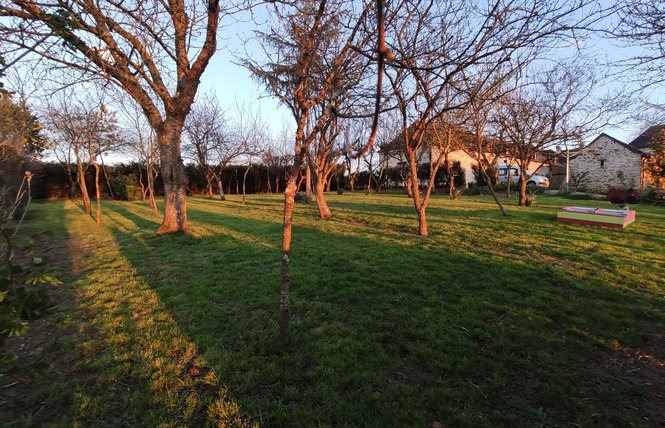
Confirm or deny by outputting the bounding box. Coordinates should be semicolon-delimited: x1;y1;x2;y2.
314;175;332;218
279;145;305;345
156;118;189;234
99;153;114;200
92;161;101;224
205;168;215;198
147;167;158;215
212;170;225;200
305;164;312;203
75;155;91;214
407;148;428;236
243;157;253;205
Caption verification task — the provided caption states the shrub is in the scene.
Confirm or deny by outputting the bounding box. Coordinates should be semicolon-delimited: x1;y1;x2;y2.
526;184;545;195
525;194;538;206
450;189;463;200
472;185;491;196
1;173;60;370
294;192;306;203
110;175;142;201
569;192;594;200
559;187;575;198
337;188;344;195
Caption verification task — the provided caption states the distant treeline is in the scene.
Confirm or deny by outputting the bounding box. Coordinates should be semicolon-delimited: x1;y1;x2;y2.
26;162;348;200
18;160;477;200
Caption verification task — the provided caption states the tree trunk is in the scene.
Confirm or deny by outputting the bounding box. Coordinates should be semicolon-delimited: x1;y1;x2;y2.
267;169;272;194
156;119;189;234
205;167;215;198
147;166;158;215
242;163;251;205
416;205;428;236
138;166;147;202
62;163;76;200
275;176;280;194
76;156;91;214
402;172;414;198
93;161;101;224
305;164;312;203
407;148;428;236
480;163;510;217
212;169;226;201
518;173;527;206
314;176;332;218
297;174;306;193
279;162;302;346
99;153;114;200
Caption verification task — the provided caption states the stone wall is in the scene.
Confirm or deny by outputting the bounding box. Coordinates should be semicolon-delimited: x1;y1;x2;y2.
569;134;643;191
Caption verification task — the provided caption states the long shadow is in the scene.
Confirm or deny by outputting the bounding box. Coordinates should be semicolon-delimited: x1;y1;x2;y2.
100;199;665;426
1;200;88;426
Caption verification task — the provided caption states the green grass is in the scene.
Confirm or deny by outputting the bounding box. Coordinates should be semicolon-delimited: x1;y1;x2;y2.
2;192;664;427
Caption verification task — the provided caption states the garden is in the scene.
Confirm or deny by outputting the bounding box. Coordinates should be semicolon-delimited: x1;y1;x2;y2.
2;192;664;427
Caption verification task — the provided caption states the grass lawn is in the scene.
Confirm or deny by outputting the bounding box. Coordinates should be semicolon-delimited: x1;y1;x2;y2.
2;191;664;427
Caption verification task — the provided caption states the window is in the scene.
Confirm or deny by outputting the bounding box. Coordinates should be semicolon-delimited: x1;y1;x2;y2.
600;159;605;168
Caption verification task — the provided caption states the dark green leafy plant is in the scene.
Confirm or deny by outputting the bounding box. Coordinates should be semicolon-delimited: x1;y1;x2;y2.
109;175;142;201
0;172;60;364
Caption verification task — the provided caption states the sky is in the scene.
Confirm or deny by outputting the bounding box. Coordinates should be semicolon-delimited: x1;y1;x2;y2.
3;1;659;152
190;4;659;148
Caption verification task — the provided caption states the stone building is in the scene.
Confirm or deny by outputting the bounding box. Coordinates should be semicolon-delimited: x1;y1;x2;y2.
569;133;650;191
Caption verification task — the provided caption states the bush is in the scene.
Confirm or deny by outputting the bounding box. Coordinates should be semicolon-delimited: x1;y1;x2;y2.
294;192;306;203
1;176;60;370
569;192;594;200
526;184;545;195
559;187;575;198
450;189;463;200
110;175;142;201
471;185;491;196
525;194;538;206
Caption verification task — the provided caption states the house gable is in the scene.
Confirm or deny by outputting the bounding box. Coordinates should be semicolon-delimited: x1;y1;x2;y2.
628;125;665;153
569;133;647;191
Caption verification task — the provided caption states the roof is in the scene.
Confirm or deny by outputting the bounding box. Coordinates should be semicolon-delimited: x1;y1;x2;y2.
628;125;665;149
571;133;648;158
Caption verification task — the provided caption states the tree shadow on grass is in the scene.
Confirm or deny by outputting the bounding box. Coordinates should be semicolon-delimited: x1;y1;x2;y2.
97;200;665;427
1;200;106;427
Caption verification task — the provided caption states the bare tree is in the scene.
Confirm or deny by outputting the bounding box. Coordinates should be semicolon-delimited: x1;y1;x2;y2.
306;112;343;218
342;121;366;192
183;91;229;199
244;0;374;345
231;99;267;205
381;0;605;236
50;134;77;200
1;0;235;233
46;96;118;223
121;101;160;214
493;63;615;206
262;141;291;195
614;2;665;93
457;71;512;216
